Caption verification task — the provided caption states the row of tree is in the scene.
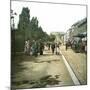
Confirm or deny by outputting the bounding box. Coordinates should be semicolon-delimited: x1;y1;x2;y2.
17;7;49;41
11;7;55;52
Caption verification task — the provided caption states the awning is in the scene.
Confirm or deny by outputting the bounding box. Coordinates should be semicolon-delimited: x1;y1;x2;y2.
73;32;87;38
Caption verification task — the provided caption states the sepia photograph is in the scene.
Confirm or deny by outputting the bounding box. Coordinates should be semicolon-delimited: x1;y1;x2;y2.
11;0;87;89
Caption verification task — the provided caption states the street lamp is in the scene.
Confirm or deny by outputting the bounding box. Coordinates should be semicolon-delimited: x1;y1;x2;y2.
11;10;17;30
11;10;17;54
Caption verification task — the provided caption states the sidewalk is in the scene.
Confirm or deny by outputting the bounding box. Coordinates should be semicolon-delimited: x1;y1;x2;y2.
60;45;87;85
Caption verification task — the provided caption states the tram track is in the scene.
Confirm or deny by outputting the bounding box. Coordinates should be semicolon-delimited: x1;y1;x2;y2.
59;50;80;85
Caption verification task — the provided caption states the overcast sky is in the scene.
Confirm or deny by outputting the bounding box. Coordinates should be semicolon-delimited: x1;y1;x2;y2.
11;1;86;34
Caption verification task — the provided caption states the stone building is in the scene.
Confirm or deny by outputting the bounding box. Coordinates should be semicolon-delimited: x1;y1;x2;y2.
64;17;87;43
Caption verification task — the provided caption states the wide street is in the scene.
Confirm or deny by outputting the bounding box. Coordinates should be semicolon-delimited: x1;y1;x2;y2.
60;45;87;85
11;45;87;89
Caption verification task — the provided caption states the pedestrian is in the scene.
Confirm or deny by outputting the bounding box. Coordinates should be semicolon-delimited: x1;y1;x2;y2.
24;40;29;54
65;40;71;51
39;39;44;55
78;39;82;52
55;43;60;55
27;40;30;55
31;40;38;57
51;42;55;54
40;42;44;55
65;41;68;51
84;41;87;54
29;40;32;55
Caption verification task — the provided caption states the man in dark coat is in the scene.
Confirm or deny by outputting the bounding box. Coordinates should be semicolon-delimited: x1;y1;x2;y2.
39;41;44;55
51;42;55;54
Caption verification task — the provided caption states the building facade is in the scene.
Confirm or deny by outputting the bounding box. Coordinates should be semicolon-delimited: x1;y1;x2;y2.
64;17;87;43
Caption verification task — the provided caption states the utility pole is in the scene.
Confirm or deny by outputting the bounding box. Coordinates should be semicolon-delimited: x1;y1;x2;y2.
11;10;17;55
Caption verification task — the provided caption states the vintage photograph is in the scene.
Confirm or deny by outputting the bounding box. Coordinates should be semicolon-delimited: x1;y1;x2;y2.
11;0;87;89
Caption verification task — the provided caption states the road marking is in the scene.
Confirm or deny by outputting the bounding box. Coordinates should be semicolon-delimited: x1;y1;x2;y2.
59;50;80;85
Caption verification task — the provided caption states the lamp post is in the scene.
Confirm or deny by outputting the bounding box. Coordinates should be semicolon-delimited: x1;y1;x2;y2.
11;10;17;54
11;10;17;30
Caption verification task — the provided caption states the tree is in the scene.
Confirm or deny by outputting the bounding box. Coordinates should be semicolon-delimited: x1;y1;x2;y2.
49;34;56;42
14;7;30;52
14;7;50;52
18;7;31;40
18;7;30;31
30;17;49;41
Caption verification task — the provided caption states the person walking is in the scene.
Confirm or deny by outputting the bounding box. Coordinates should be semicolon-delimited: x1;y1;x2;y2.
65;41;68;51
85;41;87;54
27;40;30;55
51;42;55;54
39;42;44;55
24;40;29;54
39;39;44;55
55;43;60;55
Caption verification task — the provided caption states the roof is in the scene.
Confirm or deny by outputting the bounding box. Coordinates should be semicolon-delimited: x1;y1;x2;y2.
72;17;87;27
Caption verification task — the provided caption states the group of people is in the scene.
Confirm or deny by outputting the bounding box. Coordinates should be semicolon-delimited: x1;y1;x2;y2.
24;40;61;56
47;42;60;55
65;39;87;53
24;39;44;57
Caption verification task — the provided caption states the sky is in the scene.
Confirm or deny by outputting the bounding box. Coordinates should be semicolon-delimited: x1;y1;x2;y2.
11;0;86;34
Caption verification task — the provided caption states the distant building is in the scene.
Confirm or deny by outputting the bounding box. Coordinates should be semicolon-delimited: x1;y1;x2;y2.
64;17;87;43
50;32;65;43
70;17;87;38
